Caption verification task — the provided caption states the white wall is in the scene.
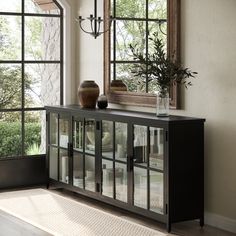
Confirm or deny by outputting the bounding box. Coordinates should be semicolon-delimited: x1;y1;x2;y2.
77;0;104;101
76;0;236;232
59;0;77;104
178;0;236;230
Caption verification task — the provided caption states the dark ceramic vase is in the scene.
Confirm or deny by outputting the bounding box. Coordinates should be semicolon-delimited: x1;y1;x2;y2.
110;80;127;92
78;80;100;108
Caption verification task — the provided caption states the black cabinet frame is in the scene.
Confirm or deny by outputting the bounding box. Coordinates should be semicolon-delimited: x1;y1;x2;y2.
46;105;205;232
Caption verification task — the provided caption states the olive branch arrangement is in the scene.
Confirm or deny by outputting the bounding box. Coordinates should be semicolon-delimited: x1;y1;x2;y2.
129;32;198;97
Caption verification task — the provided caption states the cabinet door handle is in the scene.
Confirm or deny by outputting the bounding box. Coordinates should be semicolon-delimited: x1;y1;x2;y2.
67;143;73;157
127;156;133;172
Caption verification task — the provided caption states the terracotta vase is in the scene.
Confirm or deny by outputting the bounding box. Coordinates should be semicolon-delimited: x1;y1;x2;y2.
78;80;100;108
110;80;127;92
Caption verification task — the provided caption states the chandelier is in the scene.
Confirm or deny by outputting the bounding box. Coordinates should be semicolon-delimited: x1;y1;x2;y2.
76;0;113;39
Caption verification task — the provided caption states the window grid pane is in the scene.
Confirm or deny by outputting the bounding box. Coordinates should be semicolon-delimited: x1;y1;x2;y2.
0;1;63;158
111;0;167;94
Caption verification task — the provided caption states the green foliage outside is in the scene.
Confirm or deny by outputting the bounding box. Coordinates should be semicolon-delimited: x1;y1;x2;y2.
0;122;41;157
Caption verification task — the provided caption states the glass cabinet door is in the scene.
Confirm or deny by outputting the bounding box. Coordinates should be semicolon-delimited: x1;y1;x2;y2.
72;117;96;192
48;112;70;184
101;121;128;203
73;118;84;189
58;114;70;184
49;113;58;180
84;119;96;192
133;125;164;214
49;113;58;146
49;146;58;180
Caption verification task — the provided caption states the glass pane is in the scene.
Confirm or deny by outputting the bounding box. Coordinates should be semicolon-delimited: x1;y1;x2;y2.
110;62;114;80
25;16;60;60
148;22;167;53
149;127;164;170
85;119;95;155
0;64;22;109
0;0;21;12
0;112;22;158
59;115;69;148
49;146;58;180
25;111;46;155
148;0;167;19
134;167;147;209
148;79;159;95
115;122;127;161
116;20;146;61
134;125;148;167
25;64;60;107
116;0;146;18
49;113;58;145
102;121;113;159
150;171;164;214
73;152;83;188
0;16;21;60
115;162;127;202
110;24;114;62
73;119;83;151
116;63;146;93
85;155;95;192
25;0;60;15
102;159;113;198
59;149;69;184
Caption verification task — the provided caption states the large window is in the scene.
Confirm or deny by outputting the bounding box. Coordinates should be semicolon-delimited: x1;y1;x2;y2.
0;0;63;158
104;0;180;107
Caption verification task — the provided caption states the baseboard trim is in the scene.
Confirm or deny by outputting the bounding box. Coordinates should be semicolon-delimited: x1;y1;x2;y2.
205;212;236;234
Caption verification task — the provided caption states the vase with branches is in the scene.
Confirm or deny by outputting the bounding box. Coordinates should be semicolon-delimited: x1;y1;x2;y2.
129;32;197;116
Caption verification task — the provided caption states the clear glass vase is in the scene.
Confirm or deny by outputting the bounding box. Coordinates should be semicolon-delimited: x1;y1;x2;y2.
156;89;169;117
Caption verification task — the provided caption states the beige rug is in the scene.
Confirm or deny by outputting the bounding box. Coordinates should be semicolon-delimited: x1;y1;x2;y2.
0;189;167;236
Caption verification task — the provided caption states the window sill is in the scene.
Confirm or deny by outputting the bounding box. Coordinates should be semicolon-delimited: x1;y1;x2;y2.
107;91;178;109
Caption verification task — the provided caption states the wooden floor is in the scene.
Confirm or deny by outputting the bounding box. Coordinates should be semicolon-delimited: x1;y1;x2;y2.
0;187;235;236
0;210;51;236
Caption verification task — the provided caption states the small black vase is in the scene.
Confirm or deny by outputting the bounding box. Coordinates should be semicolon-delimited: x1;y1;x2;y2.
97;95;108;109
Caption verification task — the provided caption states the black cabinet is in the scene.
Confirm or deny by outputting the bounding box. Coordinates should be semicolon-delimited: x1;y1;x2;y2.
46;105;205;232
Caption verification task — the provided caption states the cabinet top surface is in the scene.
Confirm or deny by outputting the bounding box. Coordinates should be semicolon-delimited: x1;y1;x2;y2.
45;105;205;123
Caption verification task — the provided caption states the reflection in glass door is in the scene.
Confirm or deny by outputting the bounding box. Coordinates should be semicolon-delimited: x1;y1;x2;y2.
84;119;96;192
49;113;58;180
101;121;128;203
133;125;164;214
73;118;84;189
149;127;164;170
58;114;70;184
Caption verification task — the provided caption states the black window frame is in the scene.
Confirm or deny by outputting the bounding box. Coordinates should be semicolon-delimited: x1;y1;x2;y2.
0;0;64;159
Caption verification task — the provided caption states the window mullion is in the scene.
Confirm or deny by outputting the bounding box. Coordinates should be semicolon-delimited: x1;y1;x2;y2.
22;0;25;156
113;0;116;81
145;0;149;93
60;6;64;105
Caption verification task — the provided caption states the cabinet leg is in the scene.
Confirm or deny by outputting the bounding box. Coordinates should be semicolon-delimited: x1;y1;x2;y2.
167;222;171;233
200;216;204;227
46;183;49;189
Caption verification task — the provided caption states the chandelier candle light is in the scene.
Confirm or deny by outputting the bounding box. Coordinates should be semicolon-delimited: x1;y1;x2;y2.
76;0;113;39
